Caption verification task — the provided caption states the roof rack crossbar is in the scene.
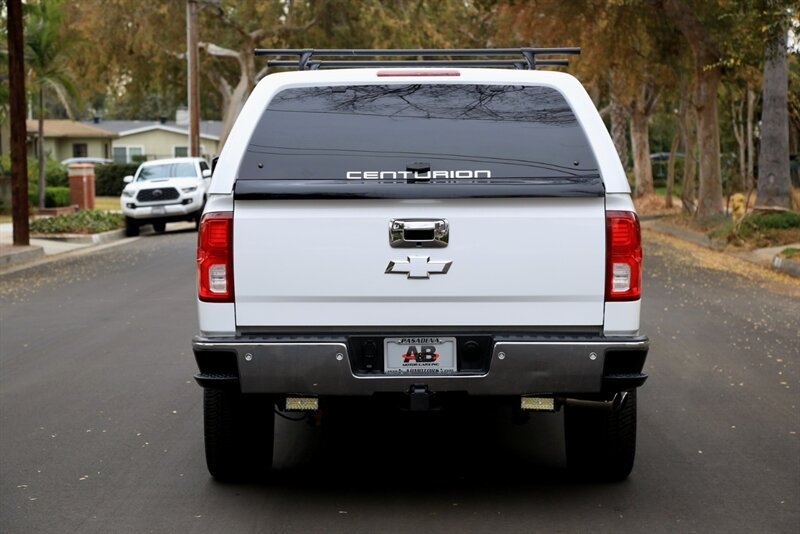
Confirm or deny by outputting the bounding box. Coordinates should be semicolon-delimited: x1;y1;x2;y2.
266;59;570;70
255;48;580;70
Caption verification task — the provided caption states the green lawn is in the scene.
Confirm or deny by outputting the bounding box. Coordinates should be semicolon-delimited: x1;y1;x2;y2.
95;196;120;212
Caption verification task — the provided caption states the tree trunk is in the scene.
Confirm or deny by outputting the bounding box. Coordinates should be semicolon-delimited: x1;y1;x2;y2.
694;67;723;219
680;103;698;215
630;108;653;198
610;92;629;171
746;88;756;191
219;55;254;149
203;42;259;150
660;0;723;219
665;132;680;208
38;87;46;210
756;25;791;209
731;95;746;192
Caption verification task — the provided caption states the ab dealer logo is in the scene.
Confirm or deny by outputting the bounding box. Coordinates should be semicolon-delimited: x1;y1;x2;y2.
401;345;440;364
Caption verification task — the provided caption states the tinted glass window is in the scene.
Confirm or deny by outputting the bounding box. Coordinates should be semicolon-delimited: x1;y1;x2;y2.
241;84;598;181
137;162;197;181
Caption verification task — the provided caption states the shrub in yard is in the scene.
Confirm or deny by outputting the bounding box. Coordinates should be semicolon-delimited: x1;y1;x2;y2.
711;210;800;247
43;159;69;187
28;186;72;208
30;209;125;234
95;163;139;196
0;155;67;186
748;211;800;230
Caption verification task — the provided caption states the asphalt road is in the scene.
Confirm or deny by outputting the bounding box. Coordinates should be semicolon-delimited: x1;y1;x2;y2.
1;229;798;534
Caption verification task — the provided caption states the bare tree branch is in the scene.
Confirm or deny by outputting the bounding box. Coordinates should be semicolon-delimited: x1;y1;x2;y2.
199;42;240;59
249;28;268;42
255;64;270;82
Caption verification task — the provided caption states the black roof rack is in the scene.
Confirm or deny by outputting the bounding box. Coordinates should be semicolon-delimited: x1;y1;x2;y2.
254;48;580;71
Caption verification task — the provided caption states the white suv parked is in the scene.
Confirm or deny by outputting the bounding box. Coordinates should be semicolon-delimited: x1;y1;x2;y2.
120;157;211;236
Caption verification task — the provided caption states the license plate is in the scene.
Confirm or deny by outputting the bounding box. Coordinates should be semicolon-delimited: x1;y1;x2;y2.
384;337;456;375
151;206;166;215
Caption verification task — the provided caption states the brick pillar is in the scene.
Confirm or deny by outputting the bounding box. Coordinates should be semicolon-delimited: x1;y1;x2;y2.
67;163;96;210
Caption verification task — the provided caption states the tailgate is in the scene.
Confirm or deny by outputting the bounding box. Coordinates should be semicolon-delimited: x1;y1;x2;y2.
233;197;606;328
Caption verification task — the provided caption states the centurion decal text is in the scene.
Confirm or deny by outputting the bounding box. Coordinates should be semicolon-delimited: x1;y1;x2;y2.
346;170;493;180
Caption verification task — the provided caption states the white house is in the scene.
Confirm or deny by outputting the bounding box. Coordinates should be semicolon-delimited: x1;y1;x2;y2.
84;118;222;163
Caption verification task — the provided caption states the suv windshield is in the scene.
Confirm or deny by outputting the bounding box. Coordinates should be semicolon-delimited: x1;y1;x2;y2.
137;162;197;181
241;84;599;181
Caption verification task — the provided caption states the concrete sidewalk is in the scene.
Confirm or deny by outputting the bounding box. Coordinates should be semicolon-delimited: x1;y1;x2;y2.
0;221;150;273
0;222;97;267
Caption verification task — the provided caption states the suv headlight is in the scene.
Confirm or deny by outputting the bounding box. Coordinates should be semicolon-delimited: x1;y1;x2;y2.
121;189;134;198
181;186;198;193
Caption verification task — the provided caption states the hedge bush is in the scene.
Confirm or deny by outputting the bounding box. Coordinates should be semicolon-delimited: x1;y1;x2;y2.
28;186;72;208
748;211;800;230
95;163;139;196
29;209;124;234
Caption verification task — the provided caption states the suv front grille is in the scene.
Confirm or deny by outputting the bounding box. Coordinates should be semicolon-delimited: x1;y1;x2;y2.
137;187;180;202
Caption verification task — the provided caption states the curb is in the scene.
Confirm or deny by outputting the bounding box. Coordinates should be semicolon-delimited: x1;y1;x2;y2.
772;255;800;278
29;228;127;245
0;245;45;266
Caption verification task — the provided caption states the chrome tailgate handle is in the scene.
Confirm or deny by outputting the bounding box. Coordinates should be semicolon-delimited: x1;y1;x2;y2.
390;219;449;248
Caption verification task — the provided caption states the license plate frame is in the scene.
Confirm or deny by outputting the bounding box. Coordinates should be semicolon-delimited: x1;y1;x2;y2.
151;206;166;215
384;336;457;375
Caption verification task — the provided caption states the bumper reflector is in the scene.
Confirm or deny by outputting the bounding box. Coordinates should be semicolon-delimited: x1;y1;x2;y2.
520;397;555;411
285;397;319;411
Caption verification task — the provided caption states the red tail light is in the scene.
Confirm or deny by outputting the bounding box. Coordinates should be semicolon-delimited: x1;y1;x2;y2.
198;212;233;302
606;211;642;301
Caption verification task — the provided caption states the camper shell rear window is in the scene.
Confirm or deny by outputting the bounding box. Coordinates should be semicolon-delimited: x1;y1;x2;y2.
236;84;603;199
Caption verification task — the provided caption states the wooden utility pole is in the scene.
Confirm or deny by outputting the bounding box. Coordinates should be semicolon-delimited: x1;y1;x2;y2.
187;0;200;157
7;0;30;246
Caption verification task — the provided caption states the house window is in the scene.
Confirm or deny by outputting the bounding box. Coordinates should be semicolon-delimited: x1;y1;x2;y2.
174;146;189;157
73;143;88;157
112;147;126;163
113;146;144;163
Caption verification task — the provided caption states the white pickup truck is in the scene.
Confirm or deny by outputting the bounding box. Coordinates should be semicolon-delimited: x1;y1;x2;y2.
120;157;211;236
192;49;648;482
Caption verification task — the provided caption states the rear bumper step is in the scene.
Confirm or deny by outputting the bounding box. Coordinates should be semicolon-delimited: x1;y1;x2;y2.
192;335;648;395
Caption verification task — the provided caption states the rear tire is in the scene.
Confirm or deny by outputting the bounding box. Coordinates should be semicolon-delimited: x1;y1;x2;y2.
564;389;637;482
124;217;139;237
203;389;275;481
